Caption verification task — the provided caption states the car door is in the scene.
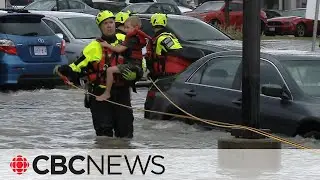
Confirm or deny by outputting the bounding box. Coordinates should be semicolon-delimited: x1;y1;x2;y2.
184;56;242;124
258;60;299;135
228;2;243;27
42;19;75;62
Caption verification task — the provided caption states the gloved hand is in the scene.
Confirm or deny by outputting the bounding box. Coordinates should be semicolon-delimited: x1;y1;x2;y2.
122;68;136;81
53;65;61;75
142;57;147;72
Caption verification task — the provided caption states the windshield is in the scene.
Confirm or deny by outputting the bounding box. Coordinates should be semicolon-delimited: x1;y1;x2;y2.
157;0;177;5
282;9;306;17
283;60;320;97
122;4;150;13
168;18;230;41
194;1;224;12
60;17;101;39
24;1;54;10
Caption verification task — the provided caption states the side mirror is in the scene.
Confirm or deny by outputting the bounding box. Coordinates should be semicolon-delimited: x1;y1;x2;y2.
56;33;64;39
261;84;291;101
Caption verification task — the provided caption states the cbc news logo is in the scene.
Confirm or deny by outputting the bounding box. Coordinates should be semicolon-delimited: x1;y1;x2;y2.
10;155;30;175
9;154;165;176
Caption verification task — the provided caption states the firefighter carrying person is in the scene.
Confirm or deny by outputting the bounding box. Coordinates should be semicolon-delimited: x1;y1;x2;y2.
53;10;137;138
96;15;151;100
146;13;199;80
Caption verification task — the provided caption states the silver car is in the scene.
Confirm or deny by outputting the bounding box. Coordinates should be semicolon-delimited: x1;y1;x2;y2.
30;11;101;63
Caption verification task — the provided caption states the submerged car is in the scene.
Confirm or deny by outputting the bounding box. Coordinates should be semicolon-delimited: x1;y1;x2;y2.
30;11;101;63
145;50;320;139
0;10;68;88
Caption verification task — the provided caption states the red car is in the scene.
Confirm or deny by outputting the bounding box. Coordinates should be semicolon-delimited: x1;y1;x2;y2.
184;0;267;32
265;8;320;37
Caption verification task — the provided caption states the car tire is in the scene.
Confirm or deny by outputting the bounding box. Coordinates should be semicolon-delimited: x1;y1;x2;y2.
295;23;306;37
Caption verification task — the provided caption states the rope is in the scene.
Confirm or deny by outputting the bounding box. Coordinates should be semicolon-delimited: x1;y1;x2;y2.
65;81;316;151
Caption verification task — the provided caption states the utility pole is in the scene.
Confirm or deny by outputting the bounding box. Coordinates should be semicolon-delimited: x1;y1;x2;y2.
218;0;281;148
242;0;260;129
312;0;320;51
224;0;230;28
56;0;60;11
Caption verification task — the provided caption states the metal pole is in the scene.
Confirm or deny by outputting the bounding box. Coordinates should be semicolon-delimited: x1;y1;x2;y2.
242;0;261;128
224;0;230;27
312;0;320;51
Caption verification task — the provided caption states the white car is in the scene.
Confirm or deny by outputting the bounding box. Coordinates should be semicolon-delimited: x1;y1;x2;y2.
29;11;101;63
178;5;192;13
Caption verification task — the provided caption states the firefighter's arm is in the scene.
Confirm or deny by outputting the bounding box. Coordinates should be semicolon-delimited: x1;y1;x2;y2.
53;55;87;85
54;41;101;84
100;41;127;53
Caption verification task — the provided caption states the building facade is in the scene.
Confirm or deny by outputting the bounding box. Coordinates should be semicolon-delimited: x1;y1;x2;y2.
261;0;307;10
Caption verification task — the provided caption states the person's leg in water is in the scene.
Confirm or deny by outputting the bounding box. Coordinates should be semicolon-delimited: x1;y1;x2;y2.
96;66;120;101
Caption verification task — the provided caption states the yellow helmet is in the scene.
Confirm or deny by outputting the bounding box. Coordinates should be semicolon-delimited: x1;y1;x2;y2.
115;11;131;24
96;10;115;26
150;13;167;27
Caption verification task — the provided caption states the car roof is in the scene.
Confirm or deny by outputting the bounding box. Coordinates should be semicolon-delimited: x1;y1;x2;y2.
136;13;197;20
202;50;320;63
28;10;96;19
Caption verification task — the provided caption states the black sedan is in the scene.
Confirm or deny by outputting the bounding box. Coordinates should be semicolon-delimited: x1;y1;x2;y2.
136;14;242;60
144;50;320;139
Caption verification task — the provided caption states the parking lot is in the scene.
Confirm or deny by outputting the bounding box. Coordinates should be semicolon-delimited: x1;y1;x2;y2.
1;2;320;149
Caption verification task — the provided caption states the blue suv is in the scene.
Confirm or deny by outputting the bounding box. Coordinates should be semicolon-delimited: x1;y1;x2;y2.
0;9;68;88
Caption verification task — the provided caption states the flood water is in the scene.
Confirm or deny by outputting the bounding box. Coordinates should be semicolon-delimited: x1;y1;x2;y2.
0;87;319;149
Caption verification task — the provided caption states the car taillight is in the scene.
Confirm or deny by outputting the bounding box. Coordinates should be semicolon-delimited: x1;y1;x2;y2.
57;39;66;55
0;39;17;55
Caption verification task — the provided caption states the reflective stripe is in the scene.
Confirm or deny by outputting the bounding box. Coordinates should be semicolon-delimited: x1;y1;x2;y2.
155;32;182;56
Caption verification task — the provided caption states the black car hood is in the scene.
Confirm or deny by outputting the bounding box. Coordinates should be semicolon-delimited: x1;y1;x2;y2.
188;40;243;51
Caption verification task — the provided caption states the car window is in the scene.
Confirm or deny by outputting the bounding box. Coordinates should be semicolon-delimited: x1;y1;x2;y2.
10;0;34;6
43;19;69;41
193;1;224;12
60;17;101;39
188;57;241;89
24;1;55;10
0;16;54;36
56;0;69;10
282;60;320;97
260;60;285;89
168;18;230;41
148;4;162;13
140;18;155;37
122;4;150;13
161;4;178;14
229;3;242;11
69;0;85;9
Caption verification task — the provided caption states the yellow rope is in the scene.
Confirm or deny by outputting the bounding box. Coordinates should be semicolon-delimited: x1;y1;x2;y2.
65;81;318;151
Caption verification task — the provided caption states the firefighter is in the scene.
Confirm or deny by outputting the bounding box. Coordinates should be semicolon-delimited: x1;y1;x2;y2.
146;13;192;80
115;11;131;37
53;10;136;138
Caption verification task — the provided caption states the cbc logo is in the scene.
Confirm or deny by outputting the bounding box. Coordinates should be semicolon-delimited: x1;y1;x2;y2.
10;155;30;175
